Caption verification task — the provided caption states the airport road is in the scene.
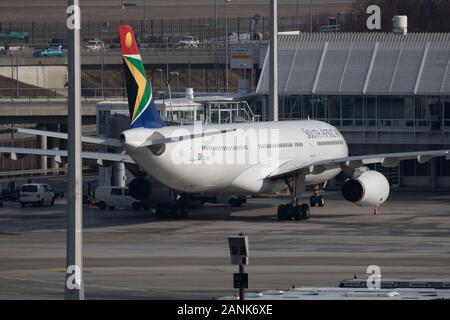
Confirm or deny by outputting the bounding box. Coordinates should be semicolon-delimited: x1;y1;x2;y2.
0;190;449;299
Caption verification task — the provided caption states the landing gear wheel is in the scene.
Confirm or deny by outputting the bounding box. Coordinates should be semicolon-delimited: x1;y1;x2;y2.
229;198;242;207
132;202;141;211
301;204;310;220
292;205;303;221
155;205;166;219
277;205;290;221
178;203;188;219
39;199;44;207
310;196;318;207
317;196;325;208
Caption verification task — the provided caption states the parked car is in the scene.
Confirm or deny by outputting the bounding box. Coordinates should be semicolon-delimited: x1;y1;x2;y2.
176;36;199;48
19;183;55;207
85;40;104;50
33;45;64;57
94;186;145;211
49;38;68;48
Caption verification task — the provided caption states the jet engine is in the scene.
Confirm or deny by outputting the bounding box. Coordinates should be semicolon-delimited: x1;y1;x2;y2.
129;178;152;202
341;170;390;207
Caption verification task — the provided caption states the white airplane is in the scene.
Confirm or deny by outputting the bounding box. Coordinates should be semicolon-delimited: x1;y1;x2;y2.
1;25;449;221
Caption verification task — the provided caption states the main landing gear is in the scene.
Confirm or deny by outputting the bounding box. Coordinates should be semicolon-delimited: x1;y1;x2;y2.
155;196;188;219
277;173;310;221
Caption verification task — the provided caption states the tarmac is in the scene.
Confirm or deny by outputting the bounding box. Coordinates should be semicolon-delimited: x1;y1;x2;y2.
0;190;449;299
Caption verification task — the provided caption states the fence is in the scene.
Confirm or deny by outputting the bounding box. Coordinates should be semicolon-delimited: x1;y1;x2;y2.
0;14;353;45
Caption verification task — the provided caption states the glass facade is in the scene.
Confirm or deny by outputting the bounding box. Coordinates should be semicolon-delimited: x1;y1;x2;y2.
261;94;450;185
278;95;450;132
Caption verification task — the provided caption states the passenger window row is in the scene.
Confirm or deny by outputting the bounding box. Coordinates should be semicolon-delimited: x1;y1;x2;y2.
317;140;345;146
202;145;248;151
258;143;294;149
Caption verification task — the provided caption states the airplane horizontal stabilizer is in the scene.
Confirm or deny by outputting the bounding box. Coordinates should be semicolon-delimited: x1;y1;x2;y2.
138;129;237;148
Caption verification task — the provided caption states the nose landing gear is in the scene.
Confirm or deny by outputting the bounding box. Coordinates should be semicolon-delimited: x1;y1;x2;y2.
309;184;325;208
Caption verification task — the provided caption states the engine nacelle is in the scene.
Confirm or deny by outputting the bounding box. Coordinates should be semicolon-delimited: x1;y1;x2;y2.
129;178;152;202
342;170;390;207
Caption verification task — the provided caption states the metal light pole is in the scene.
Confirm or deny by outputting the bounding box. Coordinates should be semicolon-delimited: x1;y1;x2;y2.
143;0;147;43
16;53;19;98
269;0;279;121
163;37;169;85
65;0;84;300
170;71;180;91
225;0;231;93
310;0;313;33
155;68;163;90
215;0;218;41
101;46;105;97
297;0;299;31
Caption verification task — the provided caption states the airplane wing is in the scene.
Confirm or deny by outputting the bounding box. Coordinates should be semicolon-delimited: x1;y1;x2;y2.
0;147;134;164
15;128;122;147
266;150;450;180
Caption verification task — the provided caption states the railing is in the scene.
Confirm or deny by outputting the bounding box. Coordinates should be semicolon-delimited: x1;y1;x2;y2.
0;88;248;100
0;88;130;100
0;15;354;46
0;43;261;60
0;166;92;179
240;101;260;122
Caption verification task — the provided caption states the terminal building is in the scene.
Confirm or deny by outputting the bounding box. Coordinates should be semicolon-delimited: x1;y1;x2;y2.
256;32;450;188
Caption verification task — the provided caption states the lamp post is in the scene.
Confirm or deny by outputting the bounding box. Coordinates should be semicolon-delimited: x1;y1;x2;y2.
143;0;147;43
170;71;180;91
215;0;218;41
310;0;313;33
225;0;231;93
65;0;84;300
155;68;163;90
269;0;278;121
161;37;169;85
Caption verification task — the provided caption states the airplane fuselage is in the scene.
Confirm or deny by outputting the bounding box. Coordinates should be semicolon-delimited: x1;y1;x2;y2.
122;120;349;194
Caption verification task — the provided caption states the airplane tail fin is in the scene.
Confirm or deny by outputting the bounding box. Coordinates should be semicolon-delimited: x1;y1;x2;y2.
118;25;165;129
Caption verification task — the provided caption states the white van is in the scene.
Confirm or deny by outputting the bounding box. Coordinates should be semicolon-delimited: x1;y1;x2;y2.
94;186;143;210
19;183;55;207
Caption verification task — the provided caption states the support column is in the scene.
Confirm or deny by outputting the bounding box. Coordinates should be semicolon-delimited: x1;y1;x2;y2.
113;162;126;187
38;124;48;171
430;158;438;188
48;125;60;172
